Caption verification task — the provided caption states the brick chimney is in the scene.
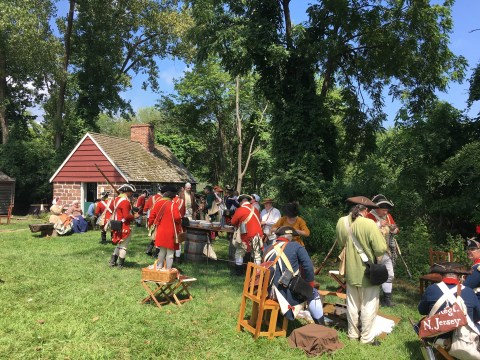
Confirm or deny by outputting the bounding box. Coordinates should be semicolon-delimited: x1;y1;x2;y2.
130;124;154;152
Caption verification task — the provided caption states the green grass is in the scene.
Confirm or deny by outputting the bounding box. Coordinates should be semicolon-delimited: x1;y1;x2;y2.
0;218;426;359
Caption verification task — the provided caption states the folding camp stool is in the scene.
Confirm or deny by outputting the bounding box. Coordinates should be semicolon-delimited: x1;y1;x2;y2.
141;279;178;308
170;275;197;305
328;270;346;293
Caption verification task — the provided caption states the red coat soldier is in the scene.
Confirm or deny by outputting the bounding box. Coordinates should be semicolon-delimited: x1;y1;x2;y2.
108;184;138;269
148;185;182;269
230;194;263;275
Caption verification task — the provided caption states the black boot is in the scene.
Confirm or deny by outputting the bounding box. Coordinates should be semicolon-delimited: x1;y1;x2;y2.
234;264;244;276
117;257;126;269
383;292;395;307
314;316;325;326
152;247;160;258
145;241;154;256
109;254;118;267
100;231;107;244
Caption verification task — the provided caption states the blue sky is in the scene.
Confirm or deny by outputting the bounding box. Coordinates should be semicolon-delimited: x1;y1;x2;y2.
50;1;480;123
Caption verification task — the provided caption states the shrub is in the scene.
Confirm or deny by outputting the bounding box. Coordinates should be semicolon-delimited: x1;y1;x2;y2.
302;206;339;259
396;218;432;280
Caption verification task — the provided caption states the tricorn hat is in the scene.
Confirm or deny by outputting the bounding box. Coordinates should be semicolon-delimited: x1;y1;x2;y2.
101;191;110;198
118;183;136;193
466;237;480;250
160;185;178;194
275;226;298;237
238;194;252;202
371;194;394;209
346;196;379;208
429;262;471;276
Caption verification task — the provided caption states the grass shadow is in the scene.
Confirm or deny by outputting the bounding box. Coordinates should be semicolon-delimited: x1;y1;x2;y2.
404;340;427;360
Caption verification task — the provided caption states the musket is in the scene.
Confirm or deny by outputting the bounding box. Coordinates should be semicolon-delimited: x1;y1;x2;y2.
392;234;413;279
94;164;120;196
315;238;338;275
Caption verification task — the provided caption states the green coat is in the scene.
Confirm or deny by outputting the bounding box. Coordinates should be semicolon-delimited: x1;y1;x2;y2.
336;214;387;287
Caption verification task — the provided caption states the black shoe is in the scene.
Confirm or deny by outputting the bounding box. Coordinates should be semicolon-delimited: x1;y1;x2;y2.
109;254;118;267
369;340;381;346
117;257;126;269
314;316;325;326
383;292;396;307
234;265;244;276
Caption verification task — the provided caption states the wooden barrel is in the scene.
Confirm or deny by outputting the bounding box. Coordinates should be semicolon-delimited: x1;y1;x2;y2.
184;228;209;262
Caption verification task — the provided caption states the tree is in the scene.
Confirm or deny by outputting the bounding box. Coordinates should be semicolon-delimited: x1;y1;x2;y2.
188;0;467;202
158;59;271;189
47;0;193;149
0;0;58;144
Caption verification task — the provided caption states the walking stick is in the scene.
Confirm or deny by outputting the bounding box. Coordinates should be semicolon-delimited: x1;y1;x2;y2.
315;238;338;275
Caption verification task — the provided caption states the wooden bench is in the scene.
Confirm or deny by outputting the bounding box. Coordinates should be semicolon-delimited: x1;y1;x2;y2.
29;223;56;237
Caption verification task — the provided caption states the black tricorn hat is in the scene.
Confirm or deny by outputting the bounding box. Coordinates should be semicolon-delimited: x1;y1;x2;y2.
118;183;136;193
429;262;471;276
238;194;252;202
346;196;379;208
160;185;178;194
466;237;480;250
275;226;298;237
371;194;394;209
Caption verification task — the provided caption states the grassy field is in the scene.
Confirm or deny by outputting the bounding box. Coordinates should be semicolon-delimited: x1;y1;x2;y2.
0;217;427;359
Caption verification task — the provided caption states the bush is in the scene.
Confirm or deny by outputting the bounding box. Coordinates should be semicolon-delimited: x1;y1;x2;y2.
446;234;469;266
302;206;340;260
397;218;432;280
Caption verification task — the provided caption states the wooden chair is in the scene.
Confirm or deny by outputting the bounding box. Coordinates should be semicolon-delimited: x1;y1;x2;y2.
237;262;288;340
419;249;454;294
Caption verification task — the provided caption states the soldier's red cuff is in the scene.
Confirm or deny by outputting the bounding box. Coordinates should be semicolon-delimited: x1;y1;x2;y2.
309;281;315;288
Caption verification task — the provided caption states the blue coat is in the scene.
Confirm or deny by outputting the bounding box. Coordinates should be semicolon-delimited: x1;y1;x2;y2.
263;238;314;320
418;281;480;336
464;263;480;303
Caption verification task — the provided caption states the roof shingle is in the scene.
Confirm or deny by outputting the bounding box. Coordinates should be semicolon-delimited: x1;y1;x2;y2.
90;133;196;183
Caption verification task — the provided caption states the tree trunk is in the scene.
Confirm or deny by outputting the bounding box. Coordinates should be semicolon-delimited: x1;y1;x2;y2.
236;76;244;193
235;76;262;193
280;0;292;49
0;45;8;144
54;0;75;149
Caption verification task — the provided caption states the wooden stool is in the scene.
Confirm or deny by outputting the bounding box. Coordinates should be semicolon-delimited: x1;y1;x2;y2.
140;280;177;308
170;275;197;305
328;270;346;293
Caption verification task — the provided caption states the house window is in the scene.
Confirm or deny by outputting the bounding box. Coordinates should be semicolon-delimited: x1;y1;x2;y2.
85;183;97;202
